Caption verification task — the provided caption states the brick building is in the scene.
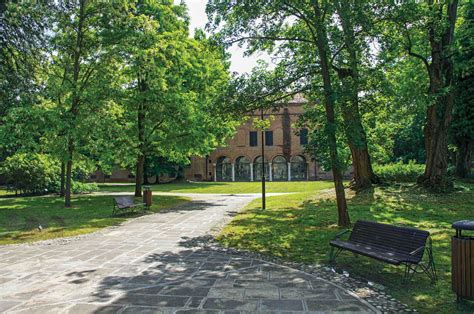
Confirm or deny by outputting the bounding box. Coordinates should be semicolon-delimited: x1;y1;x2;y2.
184;96;335;182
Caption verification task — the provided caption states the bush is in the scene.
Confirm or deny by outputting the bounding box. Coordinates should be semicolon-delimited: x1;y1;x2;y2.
71;181;99;194
1;153;100;195
373;160;425;182
1;153;60;195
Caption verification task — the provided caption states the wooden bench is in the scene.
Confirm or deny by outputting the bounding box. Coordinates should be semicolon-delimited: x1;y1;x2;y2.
113;196;146;215
329;220;437;281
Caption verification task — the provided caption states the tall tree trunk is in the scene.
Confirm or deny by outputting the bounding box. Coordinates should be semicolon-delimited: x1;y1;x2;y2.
65;147;73;207
143;155;149;185
312;0;350;227
417;0;458;191
64;0;86;207
60;161;65;197
455;138;472;179
339;79;378;189
135;154;144;197
135;79;146;197
335;0;378;190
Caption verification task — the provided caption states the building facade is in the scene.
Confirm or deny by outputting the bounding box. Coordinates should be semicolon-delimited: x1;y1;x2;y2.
184;98;335;182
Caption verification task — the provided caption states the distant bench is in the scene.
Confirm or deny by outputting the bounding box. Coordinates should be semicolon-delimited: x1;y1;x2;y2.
113;196;146;215
329;220;437;281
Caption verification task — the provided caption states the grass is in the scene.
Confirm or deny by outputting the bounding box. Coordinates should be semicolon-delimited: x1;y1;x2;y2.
98;181;335;194
217;182;474;313
0;193;189;245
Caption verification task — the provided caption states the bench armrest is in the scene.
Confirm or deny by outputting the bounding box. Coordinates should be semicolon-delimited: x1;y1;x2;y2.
408;246;425;256
333;229;351;240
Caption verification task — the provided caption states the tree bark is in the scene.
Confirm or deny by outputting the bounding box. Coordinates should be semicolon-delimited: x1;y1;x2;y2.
135;154;144;197
134;106;145;197
455;138;472;179
334;0;378;190
417;0;459;191
135;77;146;197
64;0;86;207
312;0;350;227
60;161;65;197
338;78;378;190
143;155;149;185
65;153;73;207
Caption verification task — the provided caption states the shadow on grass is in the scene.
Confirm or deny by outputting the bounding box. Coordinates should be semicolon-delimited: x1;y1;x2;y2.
0;194;190;244
216;183;474;313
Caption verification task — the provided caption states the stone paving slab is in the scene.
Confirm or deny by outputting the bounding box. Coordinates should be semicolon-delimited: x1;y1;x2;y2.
0;194;376;313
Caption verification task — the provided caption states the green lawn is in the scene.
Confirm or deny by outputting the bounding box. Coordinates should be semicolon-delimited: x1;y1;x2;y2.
98;181;335;194
0;194;189;245
217;182;474;313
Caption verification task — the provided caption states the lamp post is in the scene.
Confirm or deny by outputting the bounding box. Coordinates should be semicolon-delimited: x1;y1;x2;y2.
260;109;266;210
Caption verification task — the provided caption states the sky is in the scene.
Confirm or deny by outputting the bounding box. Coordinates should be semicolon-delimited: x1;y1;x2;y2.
184;0;272;74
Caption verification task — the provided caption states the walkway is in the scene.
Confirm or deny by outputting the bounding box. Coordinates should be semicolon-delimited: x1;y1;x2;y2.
0;194;375;313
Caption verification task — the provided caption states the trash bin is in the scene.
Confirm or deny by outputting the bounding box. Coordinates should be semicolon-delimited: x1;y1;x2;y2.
143;186;152;208
452;220;474;301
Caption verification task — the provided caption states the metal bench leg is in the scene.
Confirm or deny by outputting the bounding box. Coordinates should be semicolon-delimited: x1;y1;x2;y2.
425;246;437;282
404;263;419;282
329;247;342;263
404;238;437;283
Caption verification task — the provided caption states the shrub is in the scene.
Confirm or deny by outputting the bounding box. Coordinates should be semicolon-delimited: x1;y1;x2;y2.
1;153;100;195
71;181;99;194
373;160;425;182
1;153;60;195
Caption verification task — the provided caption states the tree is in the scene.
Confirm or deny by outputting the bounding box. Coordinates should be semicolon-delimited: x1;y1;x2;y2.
452;1;474;178
207;0;351;226
0;2;51;120
385;0;459;190
332;0;379;189
49;0;121;206
210;1;378;191
105;1;236;197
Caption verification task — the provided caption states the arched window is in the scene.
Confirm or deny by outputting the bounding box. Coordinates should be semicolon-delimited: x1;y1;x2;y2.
272;156;288;181
235;156;251;181
216;156;232;181
253;156;269;180
291;155;307;180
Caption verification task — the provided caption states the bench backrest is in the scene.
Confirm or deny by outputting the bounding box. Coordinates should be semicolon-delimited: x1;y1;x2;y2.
114;196;135;208
349;220;429;261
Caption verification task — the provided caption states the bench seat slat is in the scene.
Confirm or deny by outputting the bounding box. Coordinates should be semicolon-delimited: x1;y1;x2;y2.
329;220;437;282
113;196;146;213
330;239;420;265
116;202;146;210
331;220;430;264
348;220;428;261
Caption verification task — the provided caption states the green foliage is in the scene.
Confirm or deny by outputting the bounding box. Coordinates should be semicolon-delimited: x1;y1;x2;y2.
299;101;351;172
1;153;59;195
0;153;99;195
71;181;99;194
373;161;425;182
0;2;52;117
104;1;237;171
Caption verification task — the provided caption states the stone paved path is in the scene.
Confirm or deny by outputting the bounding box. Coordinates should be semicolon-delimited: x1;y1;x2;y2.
0;194;376;313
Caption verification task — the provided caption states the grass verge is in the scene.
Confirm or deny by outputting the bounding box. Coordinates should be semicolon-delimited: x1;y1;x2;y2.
217;182;474;313
0;194;189;245
98;181;335;194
